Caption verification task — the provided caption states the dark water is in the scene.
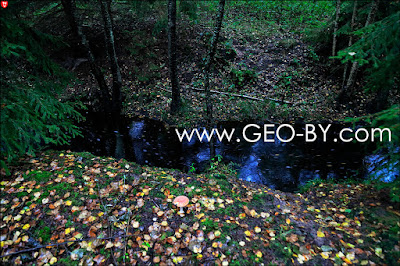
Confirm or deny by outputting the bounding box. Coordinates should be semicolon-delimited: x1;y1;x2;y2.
65;113;397;192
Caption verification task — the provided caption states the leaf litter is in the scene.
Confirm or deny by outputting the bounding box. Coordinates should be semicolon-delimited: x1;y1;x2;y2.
0;150;399;265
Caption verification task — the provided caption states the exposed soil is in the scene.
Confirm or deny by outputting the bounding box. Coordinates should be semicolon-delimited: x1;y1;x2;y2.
33;2;385;127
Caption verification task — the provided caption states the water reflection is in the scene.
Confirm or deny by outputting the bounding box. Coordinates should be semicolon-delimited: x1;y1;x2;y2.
365;149;399;182
68;116;395;192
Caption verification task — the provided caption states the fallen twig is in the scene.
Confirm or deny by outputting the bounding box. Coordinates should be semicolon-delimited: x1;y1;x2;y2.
162;87;293;104
0;234;129;259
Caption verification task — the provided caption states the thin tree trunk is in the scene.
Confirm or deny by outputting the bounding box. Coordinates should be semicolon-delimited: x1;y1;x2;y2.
204;0;226;125
341;0;357;88
99;0;122;118
332;0;341;57
346;0;379;88
204;0;225;159
61;0;111;109
168;0;181;113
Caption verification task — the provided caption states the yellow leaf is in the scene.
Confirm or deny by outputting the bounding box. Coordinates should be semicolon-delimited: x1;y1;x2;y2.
375;247;383;258
22;235;29;242
286;218;291;225
22;224;30;230
4;240;13;245
49;257;57;265
65;200;72;206
245;230;251;237
105;242;114;249
256;251;262;258
343;258;352;264
132;221;139;228
321;252;330;259
173;257;183;263
346;253;355;261
14;214;22;221
196;213;205;219
317;231;325;238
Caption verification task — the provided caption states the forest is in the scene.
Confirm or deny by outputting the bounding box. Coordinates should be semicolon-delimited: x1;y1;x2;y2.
0;0;399;265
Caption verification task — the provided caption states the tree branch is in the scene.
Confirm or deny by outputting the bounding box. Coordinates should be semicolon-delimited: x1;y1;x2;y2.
0;234;129;259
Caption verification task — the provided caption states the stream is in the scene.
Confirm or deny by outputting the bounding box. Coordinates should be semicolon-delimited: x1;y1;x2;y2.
65;113;398;192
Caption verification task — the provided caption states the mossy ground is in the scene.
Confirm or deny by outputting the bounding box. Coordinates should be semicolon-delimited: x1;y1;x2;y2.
1;151;399;265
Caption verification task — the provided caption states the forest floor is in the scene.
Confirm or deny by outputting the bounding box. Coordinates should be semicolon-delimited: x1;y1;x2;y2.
1;150;399;265
6;3;396;265
38;2;390;127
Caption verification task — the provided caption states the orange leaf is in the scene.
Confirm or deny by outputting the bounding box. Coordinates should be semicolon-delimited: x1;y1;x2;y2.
88;226;97;238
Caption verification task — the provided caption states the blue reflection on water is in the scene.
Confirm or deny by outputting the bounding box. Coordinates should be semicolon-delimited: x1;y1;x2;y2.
365;151;399;182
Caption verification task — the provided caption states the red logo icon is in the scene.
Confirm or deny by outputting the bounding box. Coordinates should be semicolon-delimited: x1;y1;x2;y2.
1;1;8;8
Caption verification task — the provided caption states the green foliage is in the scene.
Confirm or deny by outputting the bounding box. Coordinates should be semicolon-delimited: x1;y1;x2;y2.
129;0;160;17
298;178;326;193
179;0;198;20
352;104;400;202
36;225;51;243
208;154;222;171
335;11;400;94
201;218;219;233
25;170;53;184
345;105;400;145
0;17;66;75
0;14;83;174
1;73;83;173
229;0;334;30
372;179;400;203
152;16;169;36
229;64;258;88
189;163;196;173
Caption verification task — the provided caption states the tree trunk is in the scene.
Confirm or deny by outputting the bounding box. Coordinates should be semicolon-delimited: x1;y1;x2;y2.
61;0;111;109
204;0;226;124
346;0;379;88
168;0;181;113
332;0;341;57
341;0;357;88
204;0;225;160
99;0;122;118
